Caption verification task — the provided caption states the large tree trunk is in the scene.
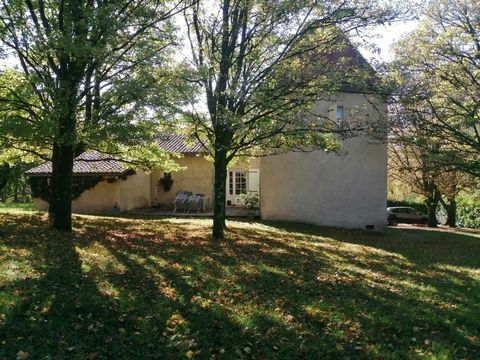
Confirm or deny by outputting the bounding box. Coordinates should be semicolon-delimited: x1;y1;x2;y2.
52;140;74;231
212;149;228;240
426;200;438;227
446;199;457;228
425;188;441;228
424;182;440;228
51;78;78;232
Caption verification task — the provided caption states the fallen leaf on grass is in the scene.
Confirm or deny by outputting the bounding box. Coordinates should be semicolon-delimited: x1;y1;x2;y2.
16;351;29;360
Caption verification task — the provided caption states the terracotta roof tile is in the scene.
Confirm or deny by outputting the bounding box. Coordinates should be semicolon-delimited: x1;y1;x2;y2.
156;133;206;154
27;134;207;176
26;151;128;176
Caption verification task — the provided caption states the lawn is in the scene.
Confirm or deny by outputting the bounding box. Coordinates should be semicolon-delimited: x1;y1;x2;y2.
0;213;479;359
0;202;34;213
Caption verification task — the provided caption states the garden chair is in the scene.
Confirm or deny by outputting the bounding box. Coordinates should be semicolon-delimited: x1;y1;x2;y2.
195;193;205;212
173;193;188;213
186;195;202;213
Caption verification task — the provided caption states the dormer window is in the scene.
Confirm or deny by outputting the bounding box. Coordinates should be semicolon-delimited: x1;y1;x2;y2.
336;105;345;124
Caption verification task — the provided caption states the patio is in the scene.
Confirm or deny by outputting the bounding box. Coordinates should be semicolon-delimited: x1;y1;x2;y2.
126;206;259;218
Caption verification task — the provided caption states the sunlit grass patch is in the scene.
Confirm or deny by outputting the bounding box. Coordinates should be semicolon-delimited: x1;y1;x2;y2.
0;202;34;213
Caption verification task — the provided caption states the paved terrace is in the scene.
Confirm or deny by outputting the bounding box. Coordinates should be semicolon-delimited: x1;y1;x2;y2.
126;206;259;218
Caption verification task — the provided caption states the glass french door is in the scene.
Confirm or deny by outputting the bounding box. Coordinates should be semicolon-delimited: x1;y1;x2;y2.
226;170;247;205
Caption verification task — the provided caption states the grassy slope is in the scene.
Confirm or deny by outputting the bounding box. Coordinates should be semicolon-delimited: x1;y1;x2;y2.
0;213;479;359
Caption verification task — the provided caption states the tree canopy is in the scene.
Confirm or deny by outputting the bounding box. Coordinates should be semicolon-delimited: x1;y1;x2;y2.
392;0;480;177
0;0;186;230
181;0;401;239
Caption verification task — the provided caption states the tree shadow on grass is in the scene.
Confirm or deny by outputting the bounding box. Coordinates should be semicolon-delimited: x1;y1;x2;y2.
1;214;479;359
0;214;144;358
76;217;339;359
1;214;280;359
79;216;480;358
229;221;480;357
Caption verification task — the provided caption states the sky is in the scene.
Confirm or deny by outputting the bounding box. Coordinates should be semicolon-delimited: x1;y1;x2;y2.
358;20;420;63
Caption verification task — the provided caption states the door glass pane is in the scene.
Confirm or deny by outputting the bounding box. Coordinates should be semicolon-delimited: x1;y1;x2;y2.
235;171;247;195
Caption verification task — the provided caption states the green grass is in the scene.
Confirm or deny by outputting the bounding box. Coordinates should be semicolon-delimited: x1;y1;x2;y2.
0;213;479;359
0;202;34;213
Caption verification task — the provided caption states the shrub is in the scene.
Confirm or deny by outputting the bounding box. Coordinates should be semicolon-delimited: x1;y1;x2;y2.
387;198;480;229
456;198;480;229
238;193;259;209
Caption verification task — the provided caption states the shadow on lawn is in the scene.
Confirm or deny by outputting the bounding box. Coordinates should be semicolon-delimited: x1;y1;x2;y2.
0;214;479;359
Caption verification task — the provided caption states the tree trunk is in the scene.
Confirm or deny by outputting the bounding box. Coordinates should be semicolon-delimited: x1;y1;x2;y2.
49;143;59;223
93;69;101;123
52;139;74;231
212;149;228;240
51;77;78;232
426;200;438;227
426;195;439;227
441;198;457;228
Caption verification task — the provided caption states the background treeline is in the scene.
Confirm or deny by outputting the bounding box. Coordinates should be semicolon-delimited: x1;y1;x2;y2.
387;197;480;229
0;163;34;204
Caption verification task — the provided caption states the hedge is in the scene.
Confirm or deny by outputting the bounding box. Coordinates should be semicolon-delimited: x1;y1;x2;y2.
387;198;480;229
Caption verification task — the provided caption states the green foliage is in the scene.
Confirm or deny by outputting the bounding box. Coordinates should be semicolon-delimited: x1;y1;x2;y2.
391;0;480;176
0;0;184;176
0;162;35;203
388;197;480;229
28;173;140;203
183;0;403;238
237;193;259;209
0;202;34;213
456;197;480;229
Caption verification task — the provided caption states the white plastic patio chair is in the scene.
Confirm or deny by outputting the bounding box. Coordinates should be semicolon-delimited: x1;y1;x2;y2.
173;193;188;213
186;195;202;213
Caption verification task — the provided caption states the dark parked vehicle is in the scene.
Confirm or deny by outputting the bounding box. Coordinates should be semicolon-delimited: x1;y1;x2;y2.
387;207;428;226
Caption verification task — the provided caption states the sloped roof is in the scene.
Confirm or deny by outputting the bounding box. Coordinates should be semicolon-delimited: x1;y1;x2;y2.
26;151;128;176
328;40;378;93
156;133;206;154
26;134;206;176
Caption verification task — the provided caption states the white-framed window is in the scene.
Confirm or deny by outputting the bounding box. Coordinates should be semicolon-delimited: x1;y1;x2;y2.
336;105;345;123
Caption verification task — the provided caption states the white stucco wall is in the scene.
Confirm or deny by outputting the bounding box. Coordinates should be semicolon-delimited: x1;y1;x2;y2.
260;93;387;230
